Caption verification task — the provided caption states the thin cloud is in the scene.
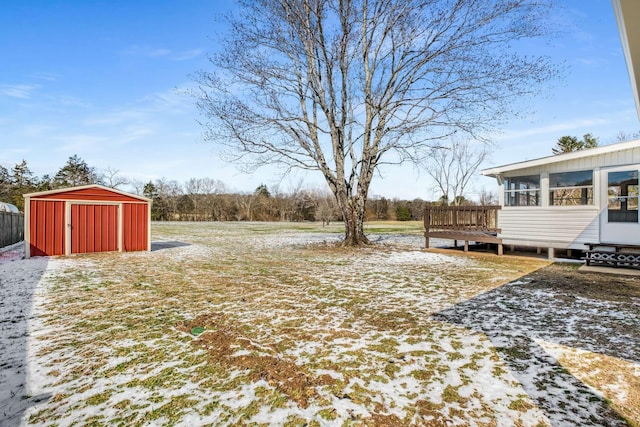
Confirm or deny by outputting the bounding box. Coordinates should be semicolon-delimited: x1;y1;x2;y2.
55;134;111;152
494;117;612;141
122;45;203;61
171;48;204;61
31;72;58;82
0;84;39;99
84;109;145;126
575;58;599;66
58;95;91;108
123;45;171;57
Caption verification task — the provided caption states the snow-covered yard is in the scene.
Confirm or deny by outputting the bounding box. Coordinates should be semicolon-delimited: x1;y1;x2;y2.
0;222;638;426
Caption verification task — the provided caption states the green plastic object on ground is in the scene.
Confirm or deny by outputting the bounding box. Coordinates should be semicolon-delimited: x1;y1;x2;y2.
190;326;205;336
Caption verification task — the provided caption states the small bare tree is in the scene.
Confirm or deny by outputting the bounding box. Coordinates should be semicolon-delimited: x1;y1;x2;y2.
195;0;557;245
426;139;490;205
478;186;499;206
101;167;129;189
129;179;147;196
615;130;640;143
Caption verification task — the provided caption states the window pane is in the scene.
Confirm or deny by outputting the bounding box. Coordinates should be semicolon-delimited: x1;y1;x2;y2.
608;171;638;187
608;196;621;210
505;175;540;190
607;171;639;222
629;186;638;211
550;188;593;206
504;175;541;207
549;170;593;188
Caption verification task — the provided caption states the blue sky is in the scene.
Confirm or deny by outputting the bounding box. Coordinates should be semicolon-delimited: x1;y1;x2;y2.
1;1;639;200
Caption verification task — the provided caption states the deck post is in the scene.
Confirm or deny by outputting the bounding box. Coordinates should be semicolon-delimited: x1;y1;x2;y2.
548;247;554;260
464;241;469;252
497;243;503;256
424;208;430;248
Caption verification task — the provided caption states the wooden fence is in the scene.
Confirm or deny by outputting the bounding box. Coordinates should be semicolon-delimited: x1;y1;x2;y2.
1;211;24;248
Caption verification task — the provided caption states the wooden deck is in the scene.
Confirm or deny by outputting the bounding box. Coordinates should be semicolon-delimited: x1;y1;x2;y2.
424;205;503;255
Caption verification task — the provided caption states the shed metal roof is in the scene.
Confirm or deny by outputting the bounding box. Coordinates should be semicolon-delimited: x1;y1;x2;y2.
23;184;152;203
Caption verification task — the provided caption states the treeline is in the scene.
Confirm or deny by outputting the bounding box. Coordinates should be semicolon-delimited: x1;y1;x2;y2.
142;179;431;222
0;155;438;221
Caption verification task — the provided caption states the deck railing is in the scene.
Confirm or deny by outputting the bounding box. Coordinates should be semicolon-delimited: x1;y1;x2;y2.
424;205;501;232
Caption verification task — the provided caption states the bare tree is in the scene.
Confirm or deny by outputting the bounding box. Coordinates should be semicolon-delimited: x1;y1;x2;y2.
313;188;337;225
129;179;147;196
615;130;640;143
155;178;183;219
425;138;490;205
101;167;129;189
195;0;557;245
478;186;499;206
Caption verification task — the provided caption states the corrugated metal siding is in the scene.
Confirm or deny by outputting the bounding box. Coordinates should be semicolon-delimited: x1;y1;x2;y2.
122;203;148;251
499;208;599;247
71;204;118;254
30;200;65;256
35;187;144;203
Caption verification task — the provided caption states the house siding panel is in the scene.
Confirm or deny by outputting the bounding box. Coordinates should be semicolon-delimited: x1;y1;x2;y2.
499;208;599;248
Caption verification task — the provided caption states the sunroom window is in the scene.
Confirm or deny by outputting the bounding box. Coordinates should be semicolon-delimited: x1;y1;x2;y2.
549;170;593;206
504;175;540;206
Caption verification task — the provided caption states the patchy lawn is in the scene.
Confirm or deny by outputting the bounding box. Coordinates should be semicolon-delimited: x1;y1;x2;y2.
1;222;638;426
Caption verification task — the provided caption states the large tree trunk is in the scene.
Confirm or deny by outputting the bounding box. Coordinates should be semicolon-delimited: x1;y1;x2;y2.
334;186;370;246
342;206;369;246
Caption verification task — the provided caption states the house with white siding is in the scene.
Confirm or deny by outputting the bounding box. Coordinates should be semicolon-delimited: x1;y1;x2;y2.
481;141;640;257
478;1;640;261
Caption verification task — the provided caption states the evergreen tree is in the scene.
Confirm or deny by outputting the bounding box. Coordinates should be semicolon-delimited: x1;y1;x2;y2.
10;160;35;209
395;205;412;221
0;165;10;203
54;155;100;188
144;181;167;220
254;184;271;198
552;134;598;154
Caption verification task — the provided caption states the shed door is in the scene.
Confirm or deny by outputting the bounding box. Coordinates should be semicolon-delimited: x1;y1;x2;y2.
600;167;639;245
71;204;119;254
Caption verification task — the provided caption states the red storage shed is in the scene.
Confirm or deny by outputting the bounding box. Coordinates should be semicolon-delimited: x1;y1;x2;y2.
23;185;152;258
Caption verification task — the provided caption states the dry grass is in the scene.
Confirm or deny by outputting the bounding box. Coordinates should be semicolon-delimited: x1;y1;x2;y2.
20;222;638;426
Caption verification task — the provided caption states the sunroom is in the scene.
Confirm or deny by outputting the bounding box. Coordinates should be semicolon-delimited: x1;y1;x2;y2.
481;139;640;257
